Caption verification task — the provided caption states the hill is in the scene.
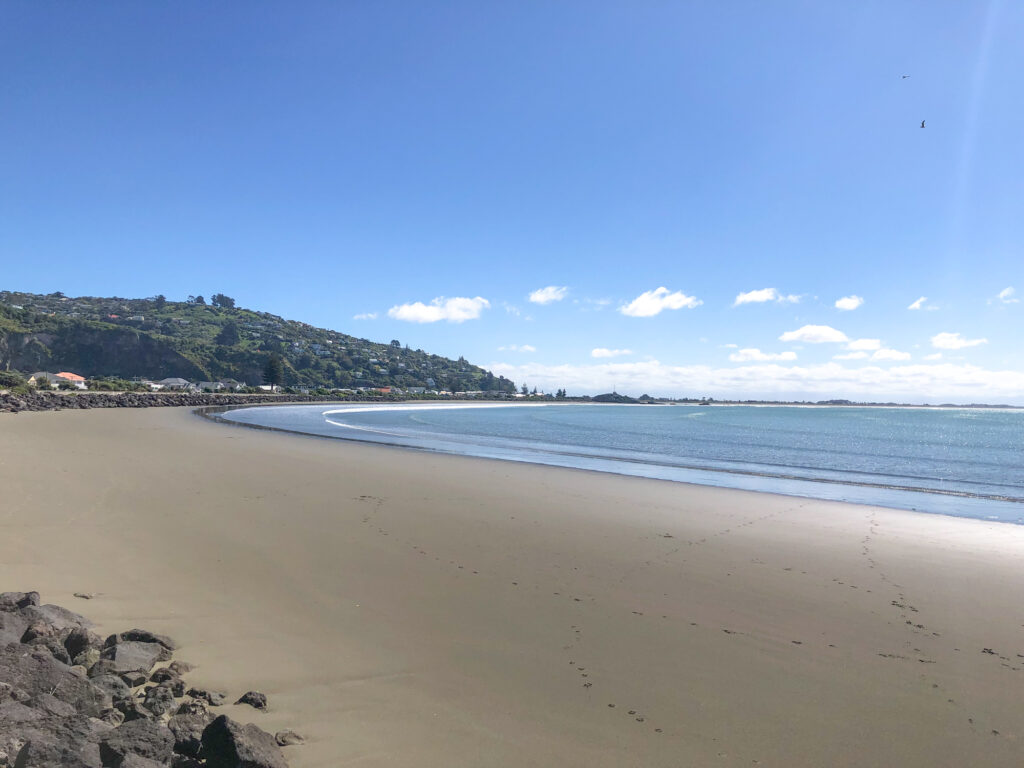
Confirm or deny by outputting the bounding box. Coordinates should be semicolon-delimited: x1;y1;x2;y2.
0;291;516;393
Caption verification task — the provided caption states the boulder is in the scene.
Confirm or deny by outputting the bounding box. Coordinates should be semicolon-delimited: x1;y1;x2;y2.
19;604;93;631
142;685;176;718
167;662;193;676
234;691;267;711
0;645;110;717
185;688;225;707
90;675;131;704
167;711;213;758
8;713;110;768
118;755;166;768
200;715;287;768
100;642;172;674
0;613;30;647
74;648;102;670
107;631;177;653
98;719;174;767
120;672;148;688
65;628;102;660
0;592;39;612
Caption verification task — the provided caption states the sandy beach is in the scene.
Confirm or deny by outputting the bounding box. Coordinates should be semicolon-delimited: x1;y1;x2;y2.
2;405;1023;767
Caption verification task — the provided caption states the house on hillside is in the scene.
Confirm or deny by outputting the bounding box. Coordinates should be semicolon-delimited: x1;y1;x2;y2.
158;377;191;390
55;372;87;390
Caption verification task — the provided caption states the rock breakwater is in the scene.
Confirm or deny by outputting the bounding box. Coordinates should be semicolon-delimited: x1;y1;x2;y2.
1;591;296;767
0;391;349;414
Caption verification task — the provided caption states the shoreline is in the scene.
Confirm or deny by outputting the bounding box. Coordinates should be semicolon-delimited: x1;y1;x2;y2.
3;407;1024;766
209;402;1024;524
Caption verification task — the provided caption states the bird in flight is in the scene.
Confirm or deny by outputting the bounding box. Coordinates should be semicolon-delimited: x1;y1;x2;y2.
902;74;911;79
920;120;926;128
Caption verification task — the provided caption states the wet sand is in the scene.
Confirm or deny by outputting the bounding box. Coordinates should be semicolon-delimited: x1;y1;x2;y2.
1;406;1023;766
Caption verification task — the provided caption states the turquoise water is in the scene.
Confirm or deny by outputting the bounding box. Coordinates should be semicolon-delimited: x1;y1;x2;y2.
218;403;1024;523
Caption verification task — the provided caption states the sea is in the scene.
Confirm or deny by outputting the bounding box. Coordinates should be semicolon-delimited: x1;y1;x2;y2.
218;402;1024;524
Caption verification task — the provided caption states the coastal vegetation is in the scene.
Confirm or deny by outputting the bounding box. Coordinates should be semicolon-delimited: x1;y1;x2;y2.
0;291;516;394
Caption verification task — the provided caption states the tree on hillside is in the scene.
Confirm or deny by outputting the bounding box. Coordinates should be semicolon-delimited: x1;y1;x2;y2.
193;295;206;305
153;295;167;309
390;339;401;348
520;383;529;395
215;321;240;346
263;353;284;387
211;293;236;308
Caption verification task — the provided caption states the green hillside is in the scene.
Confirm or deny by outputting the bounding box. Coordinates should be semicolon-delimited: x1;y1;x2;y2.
0;291;516;393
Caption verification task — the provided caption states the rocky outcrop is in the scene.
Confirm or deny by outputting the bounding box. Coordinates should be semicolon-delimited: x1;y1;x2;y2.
0;593;296;768
0;391;344;414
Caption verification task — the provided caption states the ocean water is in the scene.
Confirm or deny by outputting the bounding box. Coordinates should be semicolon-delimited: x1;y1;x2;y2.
217;403;1024;524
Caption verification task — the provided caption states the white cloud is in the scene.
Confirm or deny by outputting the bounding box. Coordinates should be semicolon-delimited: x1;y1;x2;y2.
845;338;882;351
728;348;797;362
931;332;988;350
924;353;942;360
503;302;522;316
352;312;377;320
489;360;1024;404
908;296;927;310
620;287;702;317
388;296;490;323
779;325;849;343
835;295;865;311
591;348;632;358
872;348;911;361
834;351;869;360
722;343;739;349
733;288;801;306
997;286;1019;304
498;344;536;353
528;286;569;305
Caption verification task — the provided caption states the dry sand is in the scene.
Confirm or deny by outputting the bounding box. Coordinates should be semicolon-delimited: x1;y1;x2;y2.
1;406;1023;766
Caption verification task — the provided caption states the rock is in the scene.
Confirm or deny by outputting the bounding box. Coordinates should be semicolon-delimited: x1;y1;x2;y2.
0;645;110;717
274;729;304;747
20;620;58;644
142;685;176;718
90;675;131;703
120;672;148;688
113;700;151;723
167;662;193;676
25;636;72;666
73;648;102;670
7;713;109;768
69;665;88;678
0;592;39;612
174;701;208;717
65;627;102;660
169;756;203;768
118;755;166;768
100;642;172;674
98;719;174;767
167;711;213;758
108;630;178;653
25;694;77;718
73;593;95;600
234;691;267;711
149;668;178;685
87;660;121;679
19;604;93;631
0;613;29;647
200;715;287;768
185;688;225;707
99;708;125;727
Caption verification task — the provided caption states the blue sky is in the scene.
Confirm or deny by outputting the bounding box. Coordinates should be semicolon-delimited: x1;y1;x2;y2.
3;2;1022;401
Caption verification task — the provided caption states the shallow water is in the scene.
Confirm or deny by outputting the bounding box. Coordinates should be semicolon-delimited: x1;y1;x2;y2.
219;403;1024;524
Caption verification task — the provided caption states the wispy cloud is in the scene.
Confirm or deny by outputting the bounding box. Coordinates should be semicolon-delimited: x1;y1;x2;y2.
620;287;702;317
779;325;849;343
872;348;911;361
353;312;377;320
498;344;536;353
502;302;522;316
733;288;800;306
528;286;569;305
728;348;797;362
388;296;490;323
835;295;865;311
591;348;633;358
995;286;1019;304
908;296;927;310
931;332;988;350
845;338;881;351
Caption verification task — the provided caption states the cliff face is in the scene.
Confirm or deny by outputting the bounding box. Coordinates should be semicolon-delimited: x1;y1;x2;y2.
0;326;207;380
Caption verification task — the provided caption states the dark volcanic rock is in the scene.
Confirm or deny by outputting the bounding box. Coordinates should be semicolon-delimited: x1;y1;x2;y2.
0;592;39;612
119;754;167;768
100;642;171;674
186;688;225;707
274;730;303;747
120;671;148;688
90;675;132;703
113;630;178;652
0;645;110;717
20;603;93;631
234;691;267;711
98;719;174;767
167;711;213;758
65;627;103;660
201;715;287;768
167;662;193;676
0;612;29;647
142;684;176;717
8;712;110;768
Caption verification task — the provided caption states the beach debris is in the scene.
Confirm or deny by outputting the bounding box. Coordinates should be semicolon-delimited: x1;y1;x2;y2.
73;592;95;600
274;729;305;747
0;591;294;767
235;690;268;710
